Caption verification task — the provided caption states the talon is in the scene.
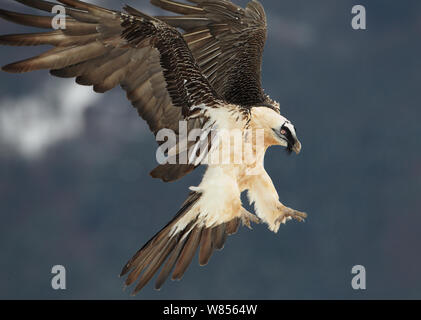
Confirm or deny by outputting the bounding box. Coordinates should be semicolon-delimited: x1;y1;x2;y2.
275;207;307;226
290;210;307;222
275;215;287;225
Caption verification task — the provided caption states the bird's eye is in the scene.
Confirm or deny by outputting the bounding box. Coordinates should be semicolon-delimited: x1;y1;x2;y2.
281;129;287;135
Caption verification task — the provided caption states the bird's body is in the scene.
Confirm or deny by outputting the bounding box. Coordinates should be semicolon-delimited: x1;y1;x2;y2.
0;0;307;294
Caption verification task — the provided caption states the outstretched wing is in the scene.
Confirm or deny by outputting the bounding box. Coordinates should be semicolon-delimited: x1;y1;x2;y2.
0;0;234;181
152;0;272;107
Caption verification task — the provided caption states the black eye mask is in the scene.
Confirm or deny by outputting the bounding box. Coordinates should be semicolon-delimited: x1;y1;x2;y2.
281;125;294;154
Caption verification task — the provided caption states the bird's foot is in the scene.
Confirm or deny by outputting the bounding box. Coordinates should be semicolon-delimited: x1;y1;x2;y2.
271;205;307;233
276;206;307;224
240;208;261;229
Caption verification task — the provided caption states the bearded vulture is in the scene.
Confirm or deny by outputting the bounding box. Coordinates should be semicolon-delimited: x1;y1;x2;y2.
0;0;307;295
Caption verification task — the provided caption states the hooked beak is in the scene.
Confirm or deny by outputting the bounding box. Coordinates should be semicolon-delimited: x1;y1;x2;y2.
292;140;302;154
272;128;302;155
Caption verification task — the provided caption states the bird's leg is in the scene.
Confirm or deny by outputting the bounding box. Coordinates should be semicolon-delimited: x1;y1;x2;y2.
244;169;307;233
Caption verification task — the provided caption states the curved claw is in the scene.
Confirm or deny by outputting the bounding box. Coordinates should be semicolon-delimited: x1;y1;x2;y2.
293;210;307;222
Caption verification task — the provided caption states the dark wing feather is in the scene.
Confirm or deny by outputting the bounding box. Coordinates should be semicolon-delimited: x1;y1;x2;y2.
152;0;269;107
0;0;257;295
0;0;223;181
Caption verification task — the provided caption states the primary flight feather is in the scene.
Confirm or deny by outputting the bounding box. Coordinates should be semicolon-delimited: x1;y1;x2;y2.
0;0;307;295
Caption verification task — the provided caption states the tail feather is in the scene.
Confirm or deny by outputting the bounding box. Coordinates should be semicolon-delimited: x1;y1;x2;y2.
133;237;179;294
154;234;187;290
120;191;244;294
172;227;203;280
213;224;227;250
226;217;240;235
120;193;200;278
198;228;213;266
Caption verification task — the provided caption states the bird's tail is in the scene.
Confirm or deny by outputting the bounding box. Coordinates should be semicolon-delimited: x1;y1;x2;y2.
120;191;243;295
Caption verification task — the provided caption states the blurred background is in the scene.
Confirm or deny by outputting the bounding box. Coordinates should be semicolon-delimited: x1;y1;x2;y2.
0;0;420;299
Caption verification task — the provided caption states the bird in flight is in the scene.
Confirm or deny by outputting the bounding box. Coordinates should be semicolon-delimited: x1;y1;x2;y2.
0;0;307;295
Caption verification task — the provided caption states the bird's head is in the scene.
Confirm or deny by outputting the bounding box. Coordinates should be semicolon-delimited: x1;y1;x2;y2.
272;119;301;154
251;106;302;154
